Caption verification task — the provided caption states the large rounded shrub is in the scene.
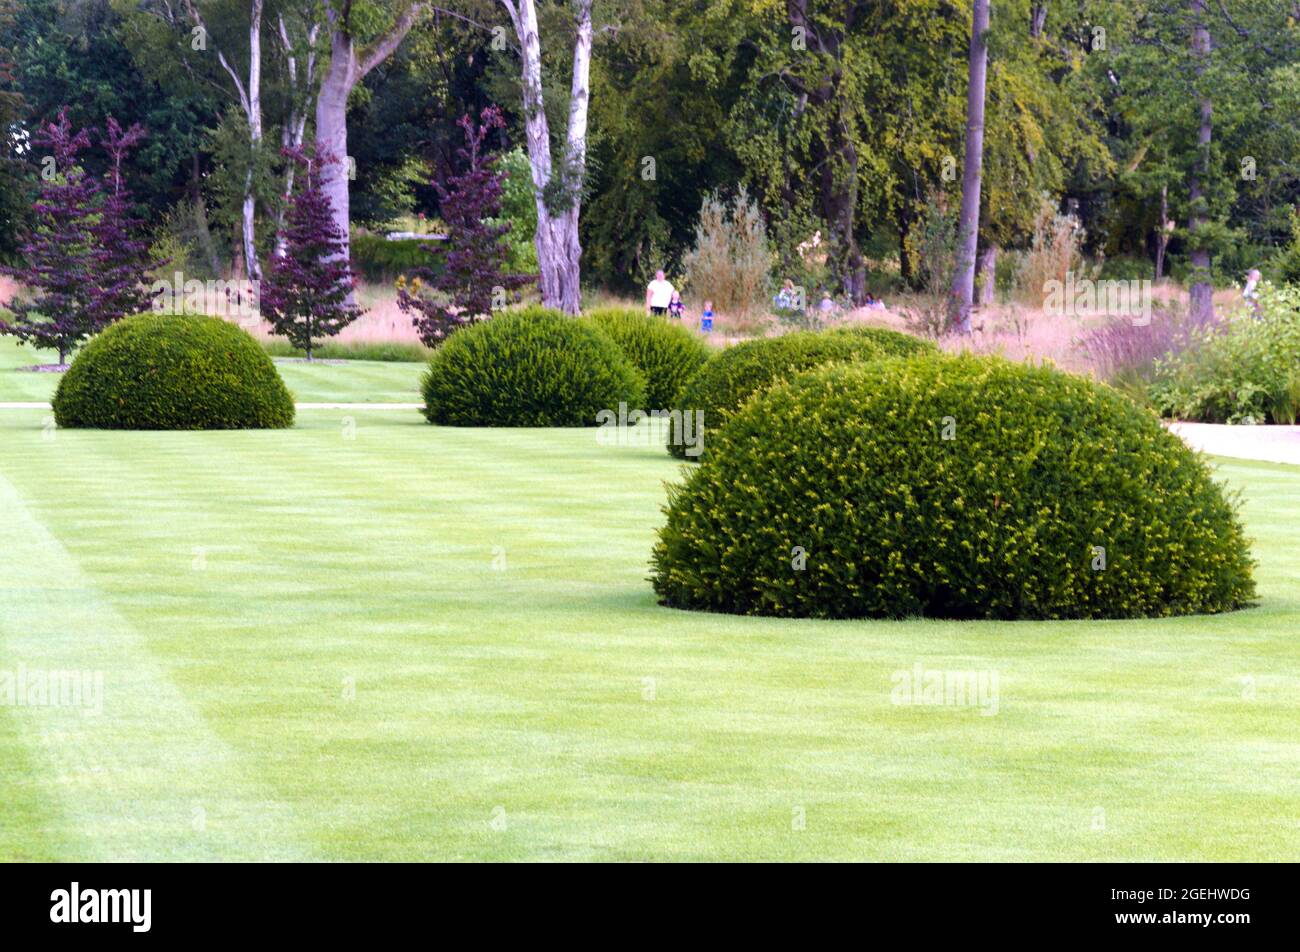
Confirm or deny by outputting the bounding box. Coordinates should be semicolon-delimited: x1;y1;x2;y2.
652;355;1256;620
422;306;645;426
667;329;934;459
579;307;710;409
53;313;294;430
826;324;937;358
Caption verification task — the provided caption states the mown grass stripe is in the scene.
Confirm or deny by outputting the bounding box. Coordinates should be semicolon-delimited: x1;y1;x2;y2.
0;469;313;861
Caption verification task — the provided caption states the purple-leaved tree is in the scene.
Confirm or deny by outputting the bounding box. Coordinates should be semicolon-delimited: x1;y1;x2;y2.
1;112;101;364
96;117;158;328
398;106;536;347
262;148;363;360
0;110;157;365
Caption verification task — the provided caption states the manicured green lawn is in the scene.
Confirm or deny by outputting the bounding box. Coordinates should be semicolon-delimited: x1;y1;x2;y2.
0;346;1297;860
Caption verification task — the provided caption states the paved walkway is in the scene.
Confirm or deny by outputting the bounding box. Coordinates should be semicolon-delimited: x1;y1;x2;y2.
1166;422;1300;466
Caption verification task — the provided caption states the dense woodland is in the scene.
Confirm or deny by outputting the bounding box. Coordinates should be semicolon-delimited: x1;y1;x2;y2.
3;0;1300;315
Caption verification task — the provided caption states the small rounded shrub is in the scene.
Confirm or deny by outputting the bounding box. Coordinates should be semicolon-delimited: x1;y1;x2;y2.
422;306;646;426
667;329;932;459
53;313;295;430
579;307;711;409
826;324;937;358
652;354;1256;620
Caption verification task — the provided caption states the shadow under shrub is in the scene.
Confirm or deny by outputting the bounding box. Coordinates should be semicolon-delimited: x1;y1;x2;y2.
667;328;935;460
53;313;295;430
579;307;710;409
652;355;1255;620
421;305;645;426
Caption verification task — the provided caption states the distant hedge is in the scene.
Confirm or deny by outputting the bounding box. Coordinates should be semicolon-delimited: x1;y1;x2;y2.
652;354;1256;620
579;307;711;409
668;329;934;459
421;306;645;426
350;233;440;282
53;313;294;430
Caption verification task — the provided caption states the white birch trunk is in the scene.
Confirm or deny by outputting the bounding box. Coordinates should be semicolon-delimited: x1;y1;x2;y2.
314;2;425;305
243;1;263;279
276;15;319;256
1187;0;1214;324
506;0;592;315
181;0;264;280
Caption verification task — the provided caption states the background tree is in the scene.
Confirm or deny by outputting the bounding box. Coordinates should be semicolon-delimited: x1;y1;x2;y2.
94;117;159;329
315;0;428;303
0;0;29;263
261;147;363;358
0;112;123;363
498;0;593;314
398;106;534;345
949;0;990;332
1105;0;1300;314
179;0;268;280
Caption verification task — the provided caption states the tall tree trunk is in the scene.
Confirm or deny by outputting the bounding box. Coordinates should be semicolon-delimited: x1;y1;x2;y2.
821;124;865;304
191;152;222;277
315;2;425;305
897;204;915;286
1030;4;1047;38
1187;0;1214;323
783;0;866;305
950;0;990;333
1155;183;1169;282
978;245;998;305
243;2;263;280
182;0;264;280
506;0;591;315
315;24;358;298
276;15;319;257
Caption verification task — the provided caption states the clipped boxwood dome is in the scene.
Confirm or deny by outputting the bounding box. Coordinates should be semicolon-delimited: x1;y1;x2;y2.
651;355;1256;620
53;313;294;430
422;306;645;426
667;328;934;459
579;307;711;409
826;324;936;357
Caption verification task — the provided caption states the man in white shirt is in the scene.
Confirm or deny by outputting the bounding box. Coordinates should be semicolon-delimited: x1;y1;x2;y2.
646;270;675;316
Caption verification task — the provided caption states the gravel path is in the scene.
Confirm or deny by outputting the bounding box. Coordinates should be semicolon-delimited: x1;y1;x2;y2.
1166;422;1300;466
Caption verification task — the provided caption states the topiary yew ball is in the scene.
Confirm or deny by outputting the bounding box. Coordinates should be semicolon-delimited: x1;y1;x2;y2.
651;354;1256;620
826;324;938;358
667;328;936;460
421;306;646;426
53;313;295;430
579;307;711;409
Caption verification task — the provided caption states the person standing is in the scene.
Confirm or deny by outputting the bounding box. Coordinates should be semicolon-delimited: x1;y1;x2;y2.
668;290;685;320
1243;268;1262;316
646;270;675;316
